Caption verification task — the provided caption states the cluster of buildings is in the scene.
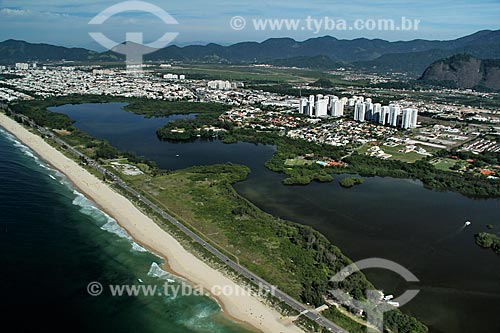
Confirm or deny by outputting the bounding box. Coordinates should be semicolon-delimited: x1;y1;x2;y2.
163;73;186;80
1;67;196;100
354;99;418;129
207;80;244;90
0;86;32;102
194;83;295;107
0;66;300;108
287;119;397;147
15;63;33;70
220;107;303;130
298;94;419;130
461;138;500;154
414;124;472;149
299;94;346;117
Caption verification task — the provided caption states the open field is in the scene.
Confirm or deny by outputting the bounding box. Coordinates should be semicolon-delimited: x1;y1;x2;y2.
160;64;355;85
284;158;314;167
356;144;426;163
431;158;458;172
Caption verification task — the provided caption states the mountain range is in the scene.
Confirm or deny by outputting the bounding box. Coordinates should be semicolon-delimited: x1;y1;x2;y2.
1;30;500;77
0;39;97;63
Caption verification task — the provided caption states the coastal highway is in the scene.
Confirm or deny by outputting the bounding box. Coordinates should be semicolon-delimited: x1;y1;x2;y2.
22;116;348;333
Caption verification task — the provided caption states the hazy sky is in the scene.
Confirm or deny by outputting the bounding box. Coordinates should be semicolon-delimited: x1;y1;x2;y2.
1;0;499;49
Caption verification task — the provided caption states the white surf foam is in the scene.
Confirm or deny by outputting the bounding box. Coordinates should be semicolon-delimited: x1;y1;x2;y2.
146;262;180;282
72;190;104;220
0;127;66;183
131;242;148;253
100;219;132;240
12;140;39;161
71;190;159;256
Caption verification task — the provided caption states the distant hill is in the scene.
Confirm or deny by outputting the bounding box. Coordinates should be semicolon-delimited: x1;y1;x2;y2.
0;39;97;63
419;54;500;90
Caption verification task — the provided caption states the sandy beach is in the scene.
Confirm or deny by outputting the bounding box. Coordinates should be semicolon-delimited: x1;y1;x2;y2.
0;112;304;333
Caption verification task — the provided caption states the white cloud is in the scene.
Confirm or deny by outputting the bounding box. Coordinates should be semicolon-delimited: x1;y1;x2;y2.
0;8;31;16
0;7;73;19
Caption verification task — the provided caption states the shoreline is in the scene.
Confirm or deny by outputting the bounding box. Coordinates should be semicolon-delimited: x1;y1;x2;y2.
0;113;304;333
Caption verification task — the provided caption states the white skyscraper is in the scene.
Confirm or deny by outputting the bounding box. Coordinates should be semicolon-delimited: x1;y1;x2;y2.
410;109;419;128
330;99;344;117
299;98;309;115
372;103;382;123
330;95;339;100
315;97;329;117
389;104;401;127
308;95;315;116
354;102;366;122
364;101;374;121
207;80;232;90
380;106;390;125
401;109;412;129
401;108;419;129
15;63;29;70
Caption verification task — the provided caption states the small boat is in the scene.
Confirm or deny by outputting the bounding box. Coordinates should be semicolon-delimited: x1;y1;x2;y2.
138;278;144;283
175;154;180;157
166;278;175;283
49;175;56;180
465;221;472;227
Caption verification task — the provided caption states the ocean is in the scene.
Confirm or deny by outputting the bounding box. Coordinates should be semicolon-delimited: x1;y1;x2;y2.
0;127;253;333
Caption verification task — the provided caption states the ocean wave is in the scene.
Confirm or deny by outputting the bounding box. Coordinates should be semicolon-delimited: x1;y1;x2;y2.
38;163;51;170
0;127;18;144
12;141;40;161
131;242;148;253
193;306;214;320
147;262;181;284
147;262;171;279
71;190;160;257
72;190;107;221
0;128;65;182
181;304;219;332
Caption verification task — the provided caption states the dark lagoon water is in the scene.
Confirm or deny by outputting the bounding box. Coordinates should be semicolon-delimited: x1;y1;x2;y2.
45;102;500;333
0;127;254;332
48;102;276;171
